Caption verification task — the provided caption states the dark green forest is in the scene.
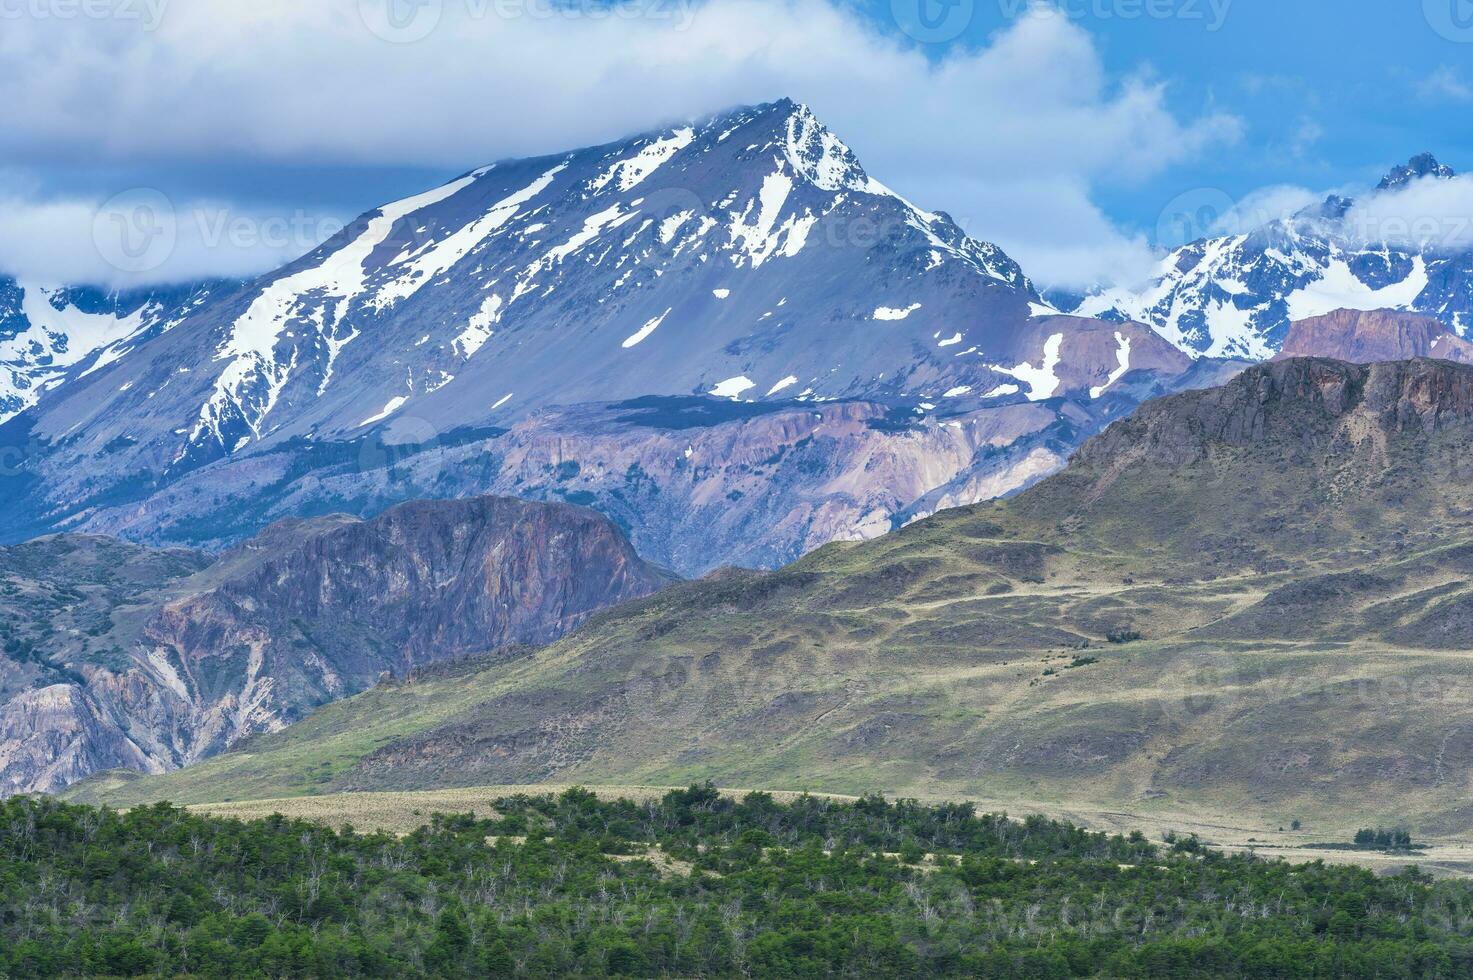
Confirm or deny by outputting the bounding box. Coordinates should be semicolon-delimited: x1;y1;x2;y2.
2;787;1471;978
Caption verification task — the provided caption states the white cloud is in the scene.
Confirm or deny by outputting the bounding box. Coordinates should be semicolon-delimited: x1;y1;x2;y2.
1345;174;1473;252
943;175;1160;290
0;181;345;287
1418;67;1473;103
0;0;1239;287
1211;185;1323;235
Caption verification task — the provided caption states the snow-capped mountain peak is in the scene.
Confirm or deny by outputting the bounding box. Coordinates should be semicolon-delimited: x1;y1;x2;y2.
3;96;1204;562
1070;151;1471;359
1376;152;1456;191
47;98;1044;467
1;98;1217;577
780;101;869;193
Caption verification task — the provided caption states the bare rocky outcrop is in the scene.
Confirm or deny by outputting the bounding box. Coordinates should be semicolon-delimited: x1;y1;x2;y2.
1277;308;1473;364
0;496;674;795
1075;357;1473;473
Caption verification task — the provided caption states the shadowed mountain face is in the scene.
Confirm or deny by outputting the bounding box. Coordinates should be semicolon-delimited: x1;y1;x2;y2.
0;99;1217;575
74;358;1473;836
0;496;673;795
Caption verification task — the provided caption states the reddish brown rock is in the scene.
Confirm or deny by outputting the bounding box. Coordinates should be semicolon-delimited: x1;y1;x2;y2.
1277;308;1473;364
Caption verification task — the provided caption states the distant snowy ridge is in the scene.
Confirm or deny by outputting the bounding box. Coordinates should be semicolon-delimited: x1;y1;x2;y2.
1069;154;1472;359
0;279;220;423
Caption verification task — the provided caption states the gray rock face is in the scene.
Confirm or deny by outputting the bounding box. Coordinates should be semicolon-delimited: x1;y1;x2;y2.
1377;152;1456;191
0;496;672;795
0;100;1212;569
1075;357;1473;472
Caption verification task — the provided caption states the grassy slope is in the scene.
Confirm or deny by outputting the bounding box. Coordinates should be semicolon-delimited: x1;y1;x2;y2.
70;368;1473;838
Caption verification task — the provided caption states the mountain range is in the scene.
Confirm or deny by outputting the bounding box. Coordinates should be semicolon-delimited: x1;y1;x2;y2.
70;355;1473;838
8;100;1473;809
1068;153;1473;359
0;100;1232;576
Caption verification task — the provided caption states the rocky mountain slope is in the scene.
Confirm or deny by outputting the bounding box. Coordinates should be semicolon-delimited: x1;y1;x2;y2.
78;358;1473;837
0;496;672;795
0;100;1219;574
1275;308;1473;363
1071;154;1472;359
37;316;1213;575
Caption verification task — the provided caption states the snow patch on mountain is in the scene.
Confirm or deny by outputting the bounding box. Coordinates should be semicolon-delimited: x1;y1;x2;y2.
711;375;756;398
375;162;567;310
875;304;921;321
989;333;1064;401
729;172;815;267
0;281;205;422
1090;332;1132;398
622;309;670;348
456;294;505;359
592;128;694;193
1283;256;1430;323
194;170;485;449
766;375;799;396
359;395;408;427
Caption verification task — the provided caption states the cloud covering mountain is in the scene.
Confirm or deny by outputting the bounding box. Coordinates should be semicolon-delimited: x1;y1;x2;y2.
0;2;1237;289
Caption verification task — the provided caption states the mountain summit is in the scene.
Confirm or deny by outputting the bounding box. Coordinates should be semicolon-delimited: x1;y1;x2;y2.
41;99;1047;475
1376;151;1457;191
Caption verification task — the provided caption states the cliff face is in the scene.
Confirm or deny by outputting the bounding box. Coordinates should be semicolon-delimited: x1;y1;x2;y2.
0;497;674;795
1277;309;1473;364
1074;357;1473;471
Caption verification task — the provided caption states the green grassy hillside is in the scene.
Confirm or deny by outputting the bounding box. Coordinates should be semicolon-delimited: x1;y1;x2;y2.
69;359;1473;838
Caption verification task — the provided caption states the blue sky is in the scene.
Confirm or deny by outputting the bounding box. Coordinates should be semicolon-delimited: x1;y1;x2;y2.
1;0;1469;288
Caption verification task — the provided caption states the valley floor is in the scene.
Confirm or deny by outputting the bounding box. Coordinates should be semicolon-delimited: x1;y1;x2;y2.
184;784;1473;878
